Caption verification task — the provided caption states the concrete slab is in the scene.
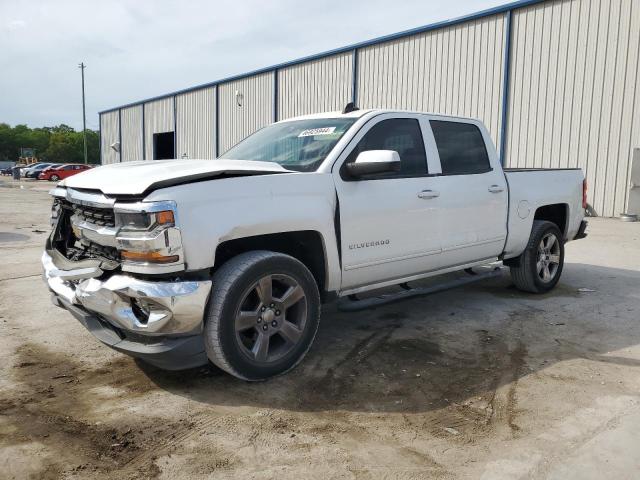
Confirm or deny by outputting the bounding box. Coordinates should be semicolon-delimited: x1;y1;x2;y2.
1;183;639;479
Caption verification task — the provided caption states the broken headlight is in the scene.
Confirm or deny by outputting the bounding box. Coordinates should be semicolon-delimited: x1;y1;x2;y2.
115;209;174;232
114;201;184;271
49;187;67;227
50;198;63;227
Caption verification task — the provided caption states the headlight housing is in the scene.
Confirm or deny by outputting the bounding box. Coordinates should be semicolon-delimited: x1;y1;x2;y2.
115;210;175;232
113;201;184;274
49;187;68;227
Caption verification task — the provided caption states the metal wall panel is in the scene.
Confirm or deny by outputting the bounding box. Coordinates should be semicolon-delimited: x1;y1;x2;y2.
120;105;143;162
357;14;507;147
144;97;175;160
218;72;274;154
100;111;120;165
278;52;354;120
102;0;639;217
505;0;640;217
176;87;216;159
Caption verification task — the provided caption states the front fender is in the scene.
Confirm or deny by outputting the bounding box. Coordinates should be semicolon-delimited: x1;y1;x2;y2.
145;172;341;291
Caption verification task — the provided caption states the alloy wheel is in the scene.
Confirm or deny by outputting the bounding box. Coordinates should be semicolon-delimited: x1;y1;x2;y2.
234;274;307;363
536;232;560;282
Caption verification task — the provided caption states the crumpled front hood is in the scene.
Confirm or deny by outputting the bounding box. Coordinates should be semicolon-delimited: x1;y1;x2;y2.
60;159;292;195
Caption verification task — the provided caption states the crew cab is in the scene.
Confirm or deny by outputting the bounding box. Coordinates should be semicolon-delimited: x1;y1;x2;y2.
42;108;587;380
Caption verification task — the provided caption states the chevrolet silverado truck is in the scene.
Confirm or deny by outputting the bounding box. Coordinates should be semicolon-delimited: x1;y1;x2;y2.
42;108;588;380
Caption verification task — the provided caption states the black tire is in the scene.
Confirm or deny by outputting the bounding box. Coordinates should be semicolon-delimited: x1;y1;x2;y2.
203;250;321;381
509;220;565;293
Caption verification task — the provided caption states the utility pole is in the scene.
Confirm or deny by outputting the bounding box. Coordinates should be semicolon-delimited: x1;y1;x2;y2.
79;62;88;164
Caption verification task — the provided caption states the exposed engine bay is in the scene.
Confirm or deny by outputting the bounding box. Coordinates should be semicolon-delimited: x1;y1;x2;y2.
48;197;120;269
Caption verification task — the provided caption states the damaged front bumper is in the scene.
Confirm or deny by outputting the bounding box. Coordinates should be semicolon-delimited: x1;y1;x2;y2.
42;250;212;369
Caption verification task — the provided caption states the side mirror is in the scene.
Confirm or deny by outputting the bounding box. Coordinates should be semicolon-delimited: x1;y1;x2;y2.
345;150;401;178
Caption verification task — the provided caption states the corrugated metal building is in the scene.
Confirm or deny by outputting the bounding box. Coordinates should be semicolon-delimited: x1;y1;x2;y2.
99;0;640;217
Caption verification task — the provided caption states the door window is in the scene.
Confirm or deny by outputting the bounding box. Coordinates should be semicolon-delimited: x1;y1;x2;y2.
343;118;428;179
430;120;491;175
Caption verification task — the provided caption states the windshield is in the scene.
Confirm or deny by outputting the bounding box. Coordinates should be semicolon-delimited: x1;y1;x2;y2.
219;118;356;172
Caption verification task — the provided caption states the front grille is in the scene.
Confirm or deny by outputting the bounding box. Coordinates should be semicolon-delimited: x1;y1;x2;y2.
72;203;116;227
55;199;121;265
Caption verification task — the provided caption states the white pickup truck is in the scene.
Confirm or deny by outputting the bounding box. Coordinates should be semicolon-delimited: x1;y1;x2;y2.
42;108;587;380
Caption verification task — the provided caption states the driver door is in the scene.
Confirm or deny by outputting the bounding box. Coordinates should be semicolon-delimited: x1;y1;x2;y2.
333;115;442;291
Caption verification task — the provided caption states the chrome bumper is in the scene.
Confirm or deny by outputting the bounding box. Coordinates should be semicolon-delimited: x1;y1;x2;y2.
42;251;212;336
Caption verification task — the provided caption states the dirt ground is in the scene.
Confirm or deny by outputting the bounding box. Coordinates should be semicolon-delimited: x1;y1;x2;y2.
1;178;639;480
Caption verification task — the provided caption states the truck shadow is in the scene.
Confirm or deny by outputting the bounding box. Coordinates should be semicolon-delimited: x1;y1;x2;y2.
138;263;640;417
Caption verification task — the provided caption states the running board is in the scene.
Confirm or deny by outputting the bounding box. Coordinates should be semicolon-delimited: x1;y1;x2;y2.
337;267;503;312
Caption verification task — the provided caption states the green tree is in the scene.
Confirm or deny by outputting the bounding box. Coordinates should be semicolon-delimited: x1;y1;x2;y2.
0;123;100;164
85;129;100;164
44;131;81;163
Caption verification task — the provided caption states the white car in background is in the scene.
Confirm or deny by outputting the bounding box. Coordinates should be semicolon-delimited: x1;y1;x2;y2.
24;163;59;179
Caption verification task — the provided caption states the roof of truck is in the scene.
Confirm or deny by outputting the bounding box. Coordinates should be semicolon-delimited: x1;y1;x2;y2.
280;108;477;123
281;109;374;122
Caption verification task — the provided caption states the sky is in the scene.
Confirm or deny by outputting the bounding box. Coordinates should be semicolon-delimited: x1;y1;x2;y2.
1;0;506;131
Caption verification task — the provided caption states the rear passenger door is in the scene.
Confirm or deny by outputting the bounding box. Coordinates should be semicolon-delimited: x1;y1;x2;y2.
426;119;508;266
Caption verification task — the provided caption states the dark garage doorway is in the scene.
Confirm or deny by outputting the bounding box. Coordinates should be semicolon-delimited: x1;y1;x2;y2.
153;132;175;160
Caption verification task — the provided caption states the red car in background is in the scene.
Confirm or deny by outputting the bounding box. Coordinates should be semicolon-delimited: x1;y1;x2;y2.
38;164;93;181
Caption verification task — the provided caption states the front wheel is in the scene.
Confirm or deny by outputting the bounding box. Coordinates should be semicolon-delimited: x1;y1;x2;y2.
203;251;321;381
509;220;565;293
50;174;59;181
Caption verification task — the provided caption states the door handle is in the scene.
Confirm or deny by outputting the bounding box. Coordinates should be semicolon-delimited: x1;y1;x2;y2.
418;189;440;199
488;185;504;193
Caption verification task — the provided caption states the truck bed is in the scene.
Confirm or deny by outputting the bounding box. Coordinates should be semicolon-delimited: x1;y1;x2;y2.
502;168;584;259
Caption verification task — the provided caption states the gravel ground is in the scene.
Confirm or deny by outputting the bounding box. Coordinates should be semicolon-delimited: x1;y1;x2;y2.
1;178;639;479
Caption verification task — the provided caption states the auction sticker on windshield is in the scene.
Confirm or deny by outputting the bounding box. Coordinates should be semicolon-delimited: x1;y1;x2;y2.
298;127;336;137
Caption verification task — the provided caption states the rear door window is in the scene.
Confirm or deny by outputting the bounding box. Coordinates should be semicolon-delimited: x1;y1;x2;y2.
430;120;491;175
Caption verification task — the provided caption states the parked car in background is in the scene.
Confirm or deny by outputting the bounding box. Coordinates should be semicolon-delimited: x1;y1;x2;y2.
22;162;49;175
5;164;31;178
24;163;49;176
0;161;16;175
38;164;92;181
38;165;66;180
25;163;60;178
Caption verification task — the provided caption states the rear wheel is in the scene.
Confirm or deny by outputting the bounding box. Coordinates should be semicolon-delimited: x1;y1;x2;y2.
509;220;564;293
203;251;321;381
